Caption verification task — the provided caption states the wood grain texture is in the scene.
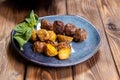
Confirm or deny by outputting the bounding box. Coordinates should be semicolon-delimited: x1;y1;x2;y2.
0;2;26;80
67;0;119;80
0;0;120;80
25;0;73;80
96;0;120;76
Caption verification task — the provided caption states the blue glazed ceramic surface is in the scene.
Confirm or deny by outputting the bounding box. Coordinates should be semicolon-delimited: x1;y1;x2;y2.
12;15;101;67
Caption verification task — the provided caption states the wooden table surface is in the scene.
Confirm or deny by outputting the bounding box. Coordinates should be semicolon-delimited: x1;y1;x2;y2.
0;0;120;80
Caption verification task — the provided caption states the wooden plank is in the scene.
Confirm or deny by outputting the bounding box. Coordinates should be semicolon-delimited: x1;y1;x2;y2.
96;0;120;75
0;2;26;80
67;0;119;80
25;0;73;80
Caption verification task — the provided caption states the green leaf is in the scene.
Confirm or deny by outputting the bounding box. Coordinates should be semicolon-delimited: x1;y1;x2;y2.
25;10;38;28
14;22;28;33
14;33;27;50
14;27;33;50
13;10;38;50
24;28;33;40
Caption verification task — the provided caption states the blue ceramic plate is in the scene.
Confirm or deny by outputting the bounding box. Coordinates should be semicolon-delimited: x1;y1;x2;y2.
12;15;101;67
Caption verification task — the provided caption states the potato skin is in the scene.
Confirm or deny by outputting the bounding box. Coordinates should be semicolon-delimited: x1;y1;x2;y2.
41;19;53;30
65;23;77;36
46;40;58;47
73;28;87;42
58;47;71;60
48;31;57;41
58;42;71;50
37;29;50;41
33;41;46;53
58;42;71;59
53;20;65;34
45;44;58;57
30;30;38;41
57;34;73;43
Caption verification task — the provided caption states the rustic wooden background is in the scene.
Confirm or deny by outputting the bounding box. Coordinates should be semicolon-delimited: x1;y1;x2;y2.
0;0;120;80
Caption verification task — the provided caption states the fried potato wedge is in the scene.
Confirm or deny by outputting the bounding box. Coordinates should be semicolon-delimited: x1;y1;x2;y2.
58;47;71;60
37;29;49;41
58;42;70;50
48;31;57;41
30;30;38;41
45;44;58;57
33;41;46;53
57;34;73;43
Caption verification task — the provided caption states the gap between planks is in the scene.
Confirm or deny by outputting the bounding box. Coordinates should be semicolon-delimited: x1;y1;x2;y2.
94;0;120;78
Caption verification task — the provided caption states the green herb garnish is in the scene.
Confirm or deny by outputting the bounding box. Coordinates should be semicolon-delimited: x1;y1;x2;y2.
13;10;38;50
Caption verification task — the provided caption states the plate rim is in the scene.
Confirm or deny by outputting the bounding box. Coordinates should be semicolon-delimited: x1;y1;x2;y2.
11;15;101;67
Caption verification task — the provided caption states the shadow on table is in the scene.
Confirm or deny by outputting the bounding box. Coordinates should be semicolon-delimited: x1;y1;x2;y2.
26;52;100;79
73;51;100;74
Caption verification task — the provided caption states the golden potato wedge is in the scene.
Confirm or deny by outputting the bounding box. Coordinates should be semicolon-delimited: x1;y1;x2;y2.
58;47;71;60
30;30;38;41
37;29;49;41
48;31;57;41
45;44;58;57
46;40;58;47
57;35;73;43
58;42;70;50
33;41;46;53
